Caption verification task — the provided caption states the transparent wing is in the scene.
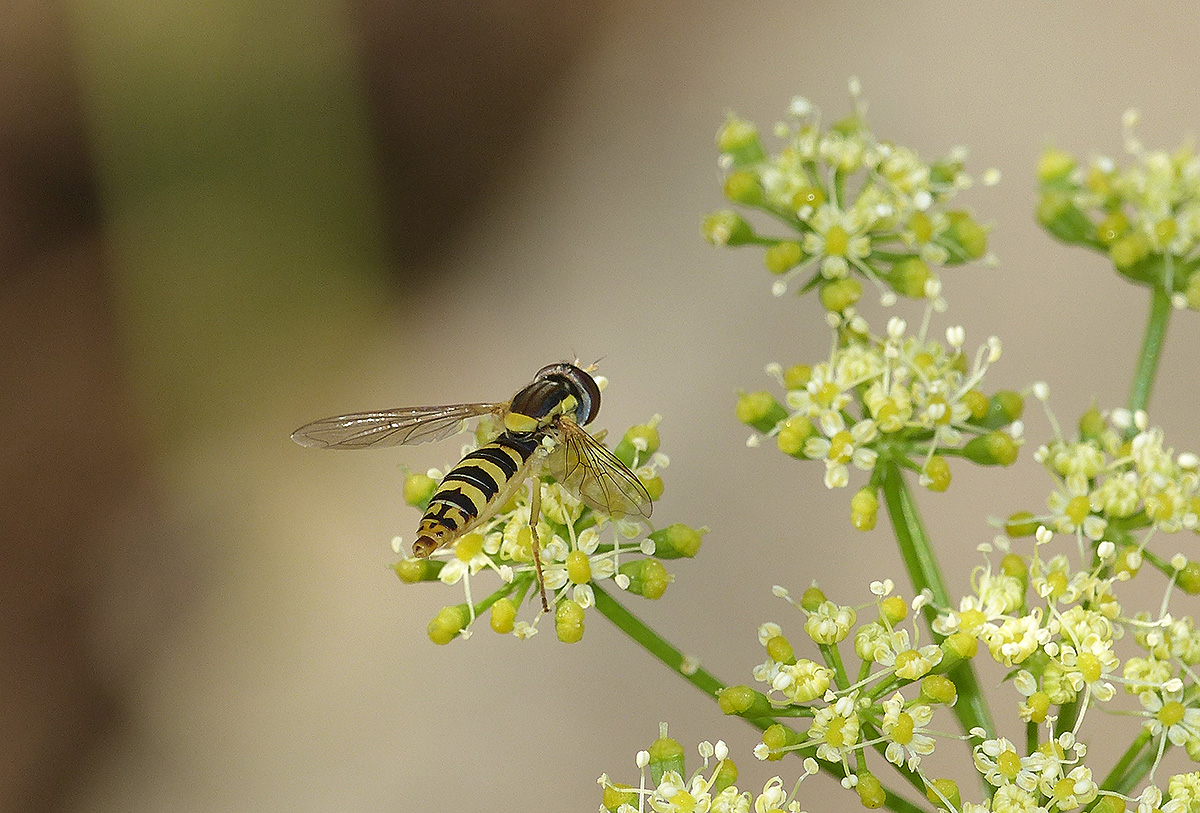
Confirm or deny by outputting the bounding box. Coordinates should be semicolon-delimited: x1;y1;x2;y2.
548;420;653;519
291;402;504;449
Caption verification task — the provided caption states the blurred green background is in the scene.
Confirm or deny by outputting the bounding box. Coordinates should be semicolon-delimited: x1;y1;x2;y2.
4;2;1200;811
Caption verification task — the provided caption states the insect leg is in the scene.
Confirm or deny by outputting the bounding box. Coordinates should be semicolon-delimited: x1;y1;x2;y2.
528;478;550;613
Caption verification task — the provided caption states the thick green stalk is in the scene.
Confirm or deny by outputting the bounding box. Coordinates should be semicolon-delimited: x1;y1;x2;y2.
1100;729;1152;792
879;462;996;746
592;583;724;697
1128;283;1172;417
592;584;932;813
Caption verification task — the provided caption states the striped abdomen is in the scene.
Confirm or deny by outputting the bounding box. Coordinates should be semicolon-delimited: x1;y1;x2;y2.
411;432;543;557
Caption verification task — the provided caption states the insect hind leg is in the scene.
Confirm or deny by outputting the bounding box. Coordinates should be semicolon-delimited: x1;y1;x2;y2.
529;479;550;613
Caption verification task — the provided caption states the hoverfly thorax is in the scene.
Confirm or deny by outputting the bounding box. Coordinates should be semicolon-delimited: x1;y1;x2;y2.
503;362;601;434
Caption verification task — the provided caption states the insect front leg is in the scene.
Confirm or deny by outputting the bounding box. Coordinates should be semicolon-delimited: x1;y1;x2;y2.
528;477;550;613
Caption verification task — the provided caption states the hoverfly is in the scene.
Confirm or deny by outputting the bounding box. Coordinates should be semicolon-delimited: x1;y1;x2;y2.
291;363;653;612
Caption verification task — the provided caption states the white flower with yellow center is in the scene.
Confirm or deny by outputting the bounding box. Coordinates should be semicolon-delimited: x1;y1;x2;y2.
771;659;832;704
808;693;861;762
881;692;936;770
974;737;1038;792
984;612;1046;667
1046;473;1107;540
803;204;873;279
803;414;878;490
1141;684;1200;748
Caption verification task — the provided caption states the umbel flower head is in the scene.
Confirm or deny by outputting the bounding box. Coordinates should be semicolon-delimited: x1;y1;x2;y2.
738;311;1022;524
393;415;707;645
1005;406;1200;588
598;726;823;813
703;79;994;311
1037;109;1200;308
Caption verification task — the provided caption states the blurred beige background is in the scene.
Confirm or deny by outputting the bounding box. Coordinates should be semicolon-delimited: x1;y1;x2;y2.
4;1;1200;811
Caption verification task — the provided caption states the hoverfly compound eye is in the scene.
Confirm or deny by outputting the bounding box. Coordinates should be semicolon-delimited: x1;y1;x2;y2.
532;363;600;425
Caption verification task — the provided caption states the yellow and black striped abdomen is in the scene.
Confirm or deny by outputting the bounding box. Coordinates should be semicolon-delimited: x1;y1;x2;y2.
411;432;543;557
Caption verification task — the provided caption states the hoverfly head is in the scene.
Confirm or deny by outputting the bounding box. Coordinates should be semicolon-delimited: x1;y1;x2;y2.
533;362;601;426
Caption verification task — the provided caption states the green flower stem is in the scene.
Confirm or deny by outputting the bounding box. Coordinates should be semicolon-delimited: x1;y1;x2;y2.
1025;720;1038;757
592;583;932;813
879;461;996;750
592;583;723;697
1056;699;1080;736
1100;729;1152;792
819;642;851;691
1111;739;1162;797
1128;282;1172;417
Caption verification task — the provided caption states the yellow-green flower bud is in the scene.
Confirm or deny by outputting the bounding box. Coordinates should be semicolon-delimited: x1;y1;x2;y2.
1001;553;1028;584
1078;403;1106;440
702;210;756;246
944;211;987;261
1025;690;1050;723
566;550;592;585
764;240;805;274
857;771;886;809
648;734;686;784
880;595;907;625
1187;735;1200;763
1109;232;1151;271
619;559;670;599
760;724;802;761
717;685;774;718
1005;511;1039;537
736;390;787;433
711;758;738;794
776;416;815;459
820;277;863;312
920;674;957;706
648;524;704;559
602;783;638;812
723;170;762;205
555;599;585;643
800;585;825;611
766;634;796;665
980;390;1024;428
490;598;517;634
805;601;855;644
427;604;469;645
1085;163;1116;199
925;778;960;810
791;184;825;212
909;210;933;243
935;632;978;674
962;389;989;420
923;455;951;492
1179;561;1200;595
716;116;765;166
1037;191;1093;244
640;474;665;501
1114;545;1141;578
1037;147;1076;183
1187;273;1200;310
393;557;443;583
782;364;812;390
403;472;438;509
850;488;879;531
1096;211;1129;246
963;431;1019;466
889;257;930;298
454;531;485;562
1091;794;1126;813
613;422;661;467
